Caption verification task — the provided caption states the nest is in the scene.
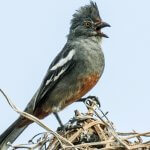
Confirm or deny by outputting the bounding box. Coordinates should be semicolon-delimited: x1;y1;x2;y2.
9;97;150;150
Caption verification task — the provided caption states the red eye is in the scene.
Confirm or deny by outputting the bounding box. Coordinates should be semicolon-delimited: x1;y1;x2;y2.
84;21;92;28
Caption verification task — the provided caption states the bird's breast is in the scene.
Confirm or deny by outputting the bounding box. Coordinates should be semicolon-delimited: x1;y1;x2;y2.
74;38;105;77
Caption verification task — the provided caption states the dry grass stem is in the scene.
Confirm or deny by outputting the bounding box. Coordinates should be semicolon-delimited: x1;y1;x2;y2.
1;89;150;150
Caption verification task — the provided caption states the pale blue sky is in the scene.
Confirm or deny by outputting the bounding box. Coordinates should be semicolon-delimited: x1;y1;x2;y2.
0;0;150;146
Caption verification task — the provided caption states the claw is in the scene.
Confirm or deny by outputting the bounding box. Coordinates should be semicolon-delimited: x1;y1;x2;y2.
77;96;101;107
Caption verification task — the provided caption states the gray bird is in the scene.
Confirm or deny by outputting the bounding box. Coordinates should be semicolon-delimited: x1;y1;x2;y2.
0;1;110;149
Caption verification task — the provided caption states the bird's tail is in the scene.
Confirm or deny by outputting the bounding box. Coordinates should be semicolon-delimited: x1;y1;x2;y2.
0;117;28;150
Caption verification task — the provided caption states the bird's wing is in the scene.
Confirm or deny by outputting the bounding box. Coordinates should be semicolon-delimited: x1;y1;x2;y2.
33;47;76;110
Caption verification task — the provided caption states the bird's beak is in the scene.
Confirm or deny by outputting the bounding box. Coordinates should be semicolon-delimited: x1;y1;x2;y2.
95;21;111;38
98;22;111;29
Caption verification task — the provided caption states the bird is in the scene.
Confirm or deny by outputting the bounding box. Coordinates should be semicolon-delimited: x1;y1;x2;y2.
0;1;110;149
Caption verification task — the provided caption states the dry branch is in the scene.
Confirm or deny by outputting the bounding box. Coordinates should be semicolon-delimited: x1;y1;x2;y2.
0;89;150;150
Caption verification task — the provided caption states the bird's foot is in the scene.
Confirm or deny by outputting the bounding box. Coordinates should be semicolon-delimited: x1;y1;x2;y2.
77;96;101;108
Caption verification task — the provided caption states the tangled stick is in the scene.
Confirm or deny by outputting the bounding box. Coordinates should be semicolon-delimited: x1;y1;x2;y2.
1;89;150;150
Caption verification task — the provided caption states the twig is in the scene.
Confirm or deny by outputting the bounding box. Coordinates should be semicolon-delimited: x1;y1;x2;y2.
123;132;150;140
85;99;130;149
0;89;75;149
1;90;150;150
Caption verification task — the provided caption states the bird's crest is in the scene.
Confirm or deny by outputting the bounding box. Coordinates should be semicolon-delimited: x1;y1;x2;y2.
71;1;101;29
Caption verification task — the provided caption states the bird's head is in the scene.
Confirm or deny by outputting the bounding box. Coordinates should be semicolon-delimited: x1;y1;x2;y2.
69;1;110;39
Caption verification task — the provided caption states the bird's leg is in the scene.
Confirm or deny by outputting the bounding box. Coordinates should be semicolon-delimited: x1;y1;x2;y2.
53;112;64;128
54;112;81;131
77;96;101;107
54;112;79;131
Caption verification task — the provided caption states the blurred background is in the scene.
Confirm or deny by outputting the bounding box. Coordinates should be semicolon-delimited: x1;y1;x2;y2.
0;0;150;145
